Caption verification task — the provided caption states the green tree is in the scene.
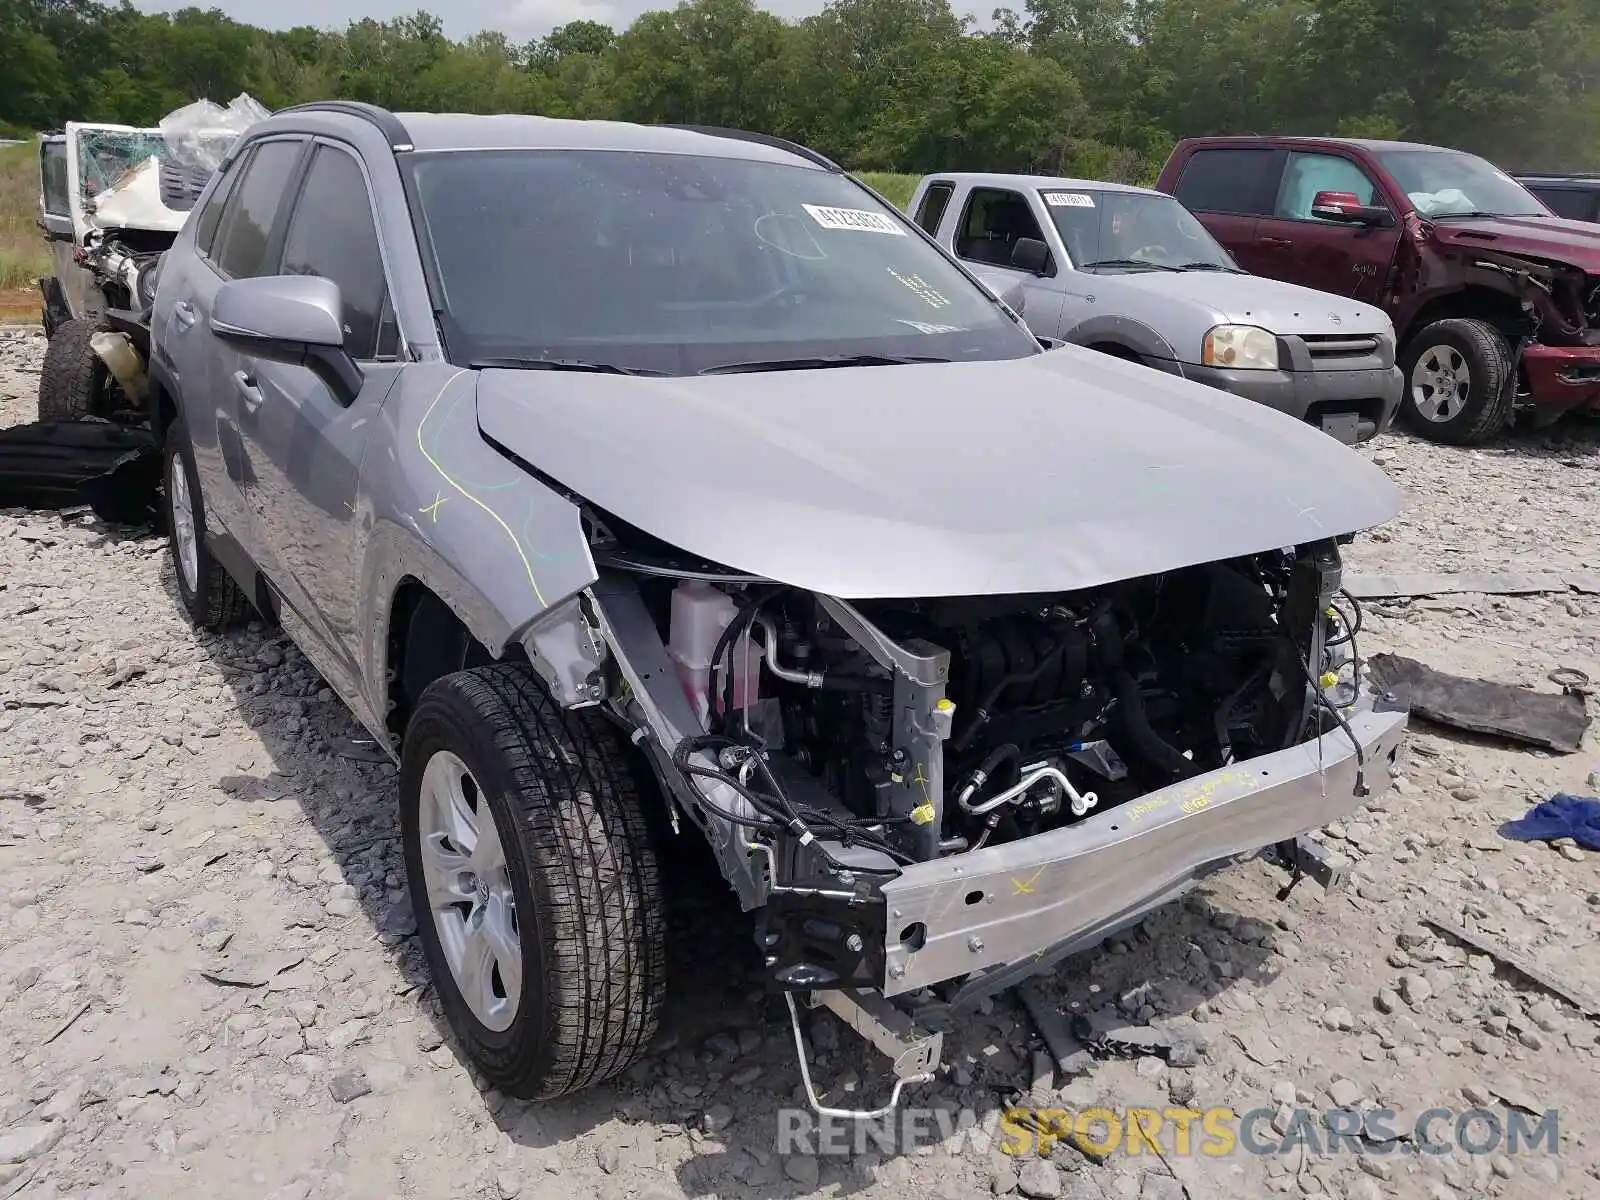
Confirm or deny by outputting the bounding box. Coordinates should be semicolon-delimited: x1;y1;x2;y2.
606;0;796;132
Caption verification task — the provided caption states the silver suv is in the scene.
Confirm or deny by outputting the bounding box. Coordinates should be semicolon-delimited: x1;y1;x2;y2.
149;102;1407;1111
909;173;1404;443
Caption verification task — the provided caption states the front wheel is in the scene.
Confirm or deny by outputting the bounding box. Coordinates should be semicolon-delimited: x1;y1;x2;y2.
1397;318;1514;445
400;663;666;1101
38;317;114;422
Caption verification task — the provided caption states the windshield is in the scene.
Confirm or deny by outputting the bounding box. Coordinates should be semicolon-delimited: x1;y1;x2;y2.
409;149;1040;374
1040;188;1236;272
74;129;167;199
1374;149;1548;218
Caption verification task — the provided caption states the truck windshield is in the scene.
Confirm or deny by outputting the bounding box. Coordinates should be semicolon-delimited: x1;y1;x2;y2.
1375;149;1547;218
1040;188;1238;273
409;149;1040;375
74;129;167;198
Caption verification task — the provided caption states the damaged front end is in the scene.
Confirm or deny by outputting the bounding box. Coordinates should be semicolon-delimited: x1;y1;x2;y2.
537;525;1407;1115
1430;233;1600;414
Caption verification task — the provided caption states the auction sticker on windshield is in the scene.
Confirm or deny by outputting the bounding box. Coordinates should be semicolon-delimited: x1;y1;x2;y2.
802;204;908;235
1043;192;1095;208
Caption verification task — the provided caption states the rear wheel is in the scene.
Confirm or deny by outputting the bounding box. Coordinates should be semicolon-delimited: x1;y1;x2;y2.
400;663;666;1100
38;318;114;422
1398;318;1514;445
162;414;253;630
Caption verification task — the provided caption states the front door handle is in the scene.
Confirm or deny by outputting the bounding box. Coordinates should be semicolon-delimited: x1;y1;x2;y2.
173;300;197;329
1258;236;1292;248
233;370;263;414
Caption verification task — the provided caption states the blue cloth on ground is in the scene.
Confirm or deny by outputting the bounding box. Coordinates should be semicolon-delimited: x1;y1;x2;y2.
1499;794;1600;851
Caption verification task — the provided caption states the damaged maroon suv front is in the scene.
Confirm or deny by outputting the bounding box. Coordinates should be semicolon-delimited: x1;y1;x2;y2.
1157;136;1600;444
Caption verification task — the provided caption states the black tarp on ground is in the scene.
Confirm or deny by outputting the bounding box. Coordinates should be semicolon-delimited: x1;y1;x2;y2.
1368;652;1592;754
0;420;160;528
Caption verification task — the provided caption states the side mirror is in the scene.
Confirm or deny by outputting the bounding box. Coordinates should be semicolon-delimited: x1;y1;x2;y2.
1311;190;1393;227
211;274;363;403
1010;236;1052;275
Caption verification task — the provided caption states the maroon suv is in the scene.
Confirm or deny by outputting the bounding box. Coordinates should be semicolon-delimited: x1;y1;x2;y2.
1155;137;1600;444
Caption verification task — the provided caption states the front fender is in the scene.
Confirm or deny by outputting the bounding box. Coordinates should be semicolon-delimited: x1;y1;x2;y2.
1064;313;1184;374
359;365;599;711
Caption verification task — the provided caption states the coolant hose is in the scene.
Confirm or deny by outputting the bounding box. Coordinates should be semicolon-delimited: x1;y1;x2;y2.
1091;607;1187;776
1112;667;1188;775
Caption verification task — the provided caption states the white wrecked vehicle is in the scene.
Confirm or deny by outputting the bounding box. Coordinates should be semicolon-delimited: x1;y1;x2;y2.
33;95;266;422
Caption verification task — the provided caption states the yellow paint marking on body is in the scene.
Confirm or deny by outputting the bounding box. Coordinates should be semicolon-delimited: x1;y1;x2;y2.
416;371;546;607
419;492;447;521
1012;867;1046;895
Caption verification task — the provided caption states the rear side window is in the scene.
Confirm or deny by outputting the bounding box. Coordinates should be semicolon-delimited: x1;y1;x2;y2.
40;143;69;216
278;145;393;361
212;139;303;280
1173;148;1282;216
913;182;954;233
194;154;244;260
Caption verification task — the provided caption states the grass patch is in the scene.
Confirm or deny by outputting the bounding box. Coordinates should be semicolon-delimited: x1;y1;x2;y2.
856;171;919;211
0;142;49;294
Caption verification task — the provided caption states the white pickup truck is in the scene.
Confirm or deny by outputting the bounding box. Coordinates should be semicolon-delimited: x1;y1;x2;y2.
907;171;1404;443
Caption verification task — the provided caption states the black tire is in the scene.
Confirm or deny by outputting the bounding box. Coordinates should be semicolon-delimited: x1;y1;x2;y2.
38;317;113;422
400;663;666;1101
161;414;253;630
1397;318;1515;445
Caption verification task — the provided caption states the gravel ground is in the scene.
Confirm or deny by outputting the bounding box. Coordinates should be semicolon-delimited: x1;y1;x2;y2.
2;324;1599;1200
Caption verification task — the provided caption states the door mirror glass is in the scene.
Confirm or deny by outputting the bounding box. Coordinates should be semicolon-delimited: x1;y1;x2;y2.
1010;236;1051;274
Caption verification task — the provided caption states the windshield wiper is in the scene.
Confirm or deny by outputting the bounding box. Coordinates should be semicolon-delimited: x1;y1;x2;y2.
1078;259;1180;272
698;354;951;375
470;356;665;376
1173;262;1242;272
1427;211;1520;220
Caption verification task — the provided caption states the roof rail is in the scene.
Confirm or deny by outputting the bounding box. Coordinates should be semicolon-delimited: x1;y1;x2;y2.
272;101;414;152
658;124;840;171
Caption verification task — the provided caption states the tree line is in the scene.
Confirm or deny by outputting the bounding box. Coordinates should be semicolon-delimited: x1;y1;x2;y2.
3;0;1597;181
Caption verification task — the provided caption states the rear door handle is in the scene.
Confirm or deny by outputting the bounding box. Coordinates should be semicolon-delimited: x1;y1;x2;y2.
173;300;197;329
233;370;263;414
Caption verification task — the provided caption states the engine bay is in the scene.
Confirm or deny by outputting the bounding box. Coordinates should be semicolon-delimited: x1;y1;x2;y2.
580;516;1365;996
617;537;1356;859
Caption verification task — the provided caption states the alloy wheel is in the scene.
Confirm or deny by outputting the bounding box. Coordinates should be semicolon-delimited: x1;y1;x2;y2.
168;454;199;593
417;749;522;1032
1409;344;1471;423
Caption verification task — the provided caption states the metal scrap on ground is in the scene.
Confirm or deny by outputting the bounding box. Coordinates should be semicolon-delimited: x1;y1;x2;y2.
1344;570;1600;598
1366;652;1591;754
1421;914;1600;1022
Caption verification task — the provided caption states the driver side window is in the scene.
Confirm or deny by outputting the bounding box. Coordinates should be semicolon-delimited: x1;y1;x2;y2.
955;188;1049;271
1276;153;1384;222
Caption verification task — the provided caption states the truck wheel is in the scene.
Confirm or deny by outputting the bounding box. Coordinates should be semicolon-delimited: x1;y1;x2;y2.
162;414;253;630
400;663;666;1101
1397;319;1514;445
38;318;114;422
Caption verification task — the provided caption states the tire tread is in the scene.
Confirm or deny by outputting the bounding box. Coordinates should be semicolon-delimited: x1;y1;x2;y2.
38;318;108;422
408;663;665;1100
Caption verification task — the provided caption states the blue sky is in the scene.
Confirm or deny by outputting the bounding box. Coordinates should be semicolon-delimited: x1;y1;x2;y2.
133;0;834;40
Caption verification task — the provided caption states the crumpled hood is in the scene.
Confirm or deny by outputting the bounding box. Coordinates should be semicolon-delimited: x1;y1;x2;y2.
1428;215;1600;271
1106;269;1392;335
475;348;1402;599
